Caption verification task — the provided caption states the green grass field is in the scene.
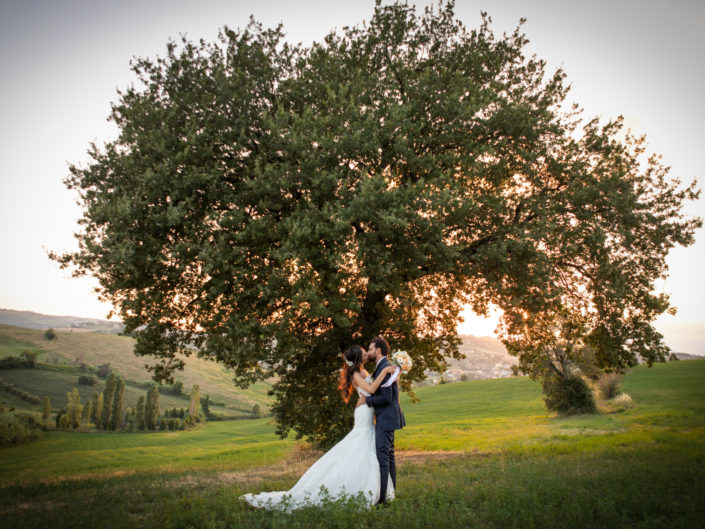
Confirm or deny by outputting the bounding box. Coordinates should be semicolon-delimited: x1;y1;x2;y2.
0;360;703;528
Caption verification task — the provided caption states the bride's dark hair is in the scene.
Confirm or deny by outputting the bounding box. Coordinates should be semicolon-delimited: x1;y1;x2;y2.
338;345;363;403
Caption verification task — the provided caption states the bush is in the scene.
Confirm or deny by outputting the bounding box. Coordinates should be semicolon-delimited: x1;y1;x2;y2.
78;375;97;386
0;410;42;447
44;328;57;340
159;418;167;430
596;373;623;400
58;414;71;429
19;351;38;368
608;392;635;411
0;356;31;369
158;381;184;396
542;373;596;415
96;363;112;378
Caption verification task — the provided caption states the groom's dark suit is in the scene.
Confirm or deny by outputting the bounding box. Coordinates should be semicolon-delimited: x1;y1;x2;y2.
366;355;406;503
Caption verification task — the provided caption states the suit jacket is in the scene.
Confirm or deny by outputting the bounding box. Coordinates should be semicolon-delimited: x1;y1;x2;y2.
365;356;406;431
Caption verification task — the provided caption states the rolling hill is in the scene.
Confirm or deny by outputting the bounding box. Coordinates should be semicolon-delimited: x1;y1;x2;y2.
0;308;124;334
0;324;272;414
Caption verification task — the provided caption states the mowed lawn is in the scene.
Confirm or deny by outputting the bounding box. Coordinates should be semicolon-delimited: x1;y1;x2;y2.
0;360;703;528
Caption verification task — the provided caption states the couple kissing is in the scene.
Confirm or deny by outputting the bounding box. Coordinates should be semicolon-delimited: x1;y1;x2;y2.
242;336;406;510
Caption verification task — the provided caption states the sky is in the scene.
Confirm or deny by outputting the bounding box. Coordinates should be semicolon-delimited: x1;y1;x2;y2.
1;0;703;352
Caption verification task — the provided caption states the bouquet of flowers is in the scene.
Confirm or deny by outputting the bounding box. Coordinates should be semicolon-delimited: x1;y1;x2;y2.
391;350;413;374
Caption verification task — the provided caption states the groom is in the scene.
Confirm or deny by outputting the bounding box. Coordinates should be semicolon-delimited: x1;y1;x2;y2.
359;336;406;504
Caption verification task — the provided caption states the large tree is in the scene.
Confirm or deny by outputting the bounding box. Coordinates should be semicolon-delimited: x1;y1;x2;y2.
52;1;700;446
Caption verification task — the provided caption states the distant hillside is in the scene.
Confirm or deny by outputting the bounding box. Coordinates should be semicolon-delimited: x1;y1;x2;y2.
0;308;123;334
675;352;705;360
0;325;272;413
423;334;517;384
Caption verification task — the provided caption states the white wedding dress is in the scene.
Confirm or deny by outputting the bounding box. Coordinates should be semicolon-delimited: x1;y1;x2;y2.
241;380;394;510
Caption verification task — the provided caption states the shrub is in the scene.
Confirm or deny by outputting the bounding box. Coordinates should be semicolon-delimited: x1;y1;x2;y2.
542;372;596;415
19;351;38;368
596;373;623;400
158;381;184;396
96;363;112;379
0;411;42;447
58;414;71;429
159;418;167;431
609;393;635;411
0;356;30;369
44;328;57;340
78;375;97;386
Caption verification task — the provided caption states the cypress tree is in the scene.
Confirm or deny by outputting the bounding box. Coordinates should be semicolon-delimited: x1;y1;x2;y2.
136;395;146;431
201;394;210;420
66;387;83;429
82;400;92;424
144;384;160;430
101;374;117;430
42;396;51;420
110;377;125;430
189;384;200;420
90;391;100;423
93;392;104;426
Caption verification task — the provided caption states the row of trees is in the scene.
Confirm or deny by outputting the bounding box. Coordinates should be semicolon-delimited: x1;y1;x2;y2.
54;376;204;432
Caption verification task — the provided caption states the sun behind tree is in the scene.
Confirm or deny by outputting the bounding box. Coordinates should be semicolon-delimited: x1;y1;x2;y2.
50;0;700;446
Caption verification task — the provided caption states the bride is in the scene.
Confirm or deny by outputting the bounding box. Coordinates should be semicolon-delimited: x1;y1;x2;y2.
241;345;397;510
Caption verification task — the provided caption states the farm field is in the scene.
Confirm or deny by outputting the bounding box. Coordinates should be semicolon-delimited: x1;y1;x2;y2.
0;325;272;413
0;360;703;528
0;368;195;412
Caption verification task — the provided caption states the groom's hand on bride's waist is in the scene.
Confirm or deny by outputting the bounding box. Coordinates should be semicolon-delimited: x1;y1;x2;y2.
358;395;366;405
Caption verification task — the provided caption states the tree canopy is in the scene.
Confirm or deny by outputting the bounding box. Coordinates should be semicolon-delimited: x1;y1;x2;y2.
51;1;700;446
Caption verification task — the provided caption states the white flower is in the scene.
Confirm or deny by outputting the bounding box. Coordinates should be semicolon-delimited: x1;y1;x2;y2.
391;350;412;374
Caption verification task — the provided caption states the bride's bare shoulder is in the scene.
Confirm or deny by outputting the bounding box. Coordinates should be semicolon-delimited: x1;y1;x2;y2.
352;369;368;383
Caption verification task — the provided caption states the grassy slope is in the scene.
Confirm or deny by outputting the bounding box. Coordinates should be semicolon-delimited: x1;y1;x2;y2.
398;358;705;453
0;369;195;412
0;360;703;528
0;326;272;412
